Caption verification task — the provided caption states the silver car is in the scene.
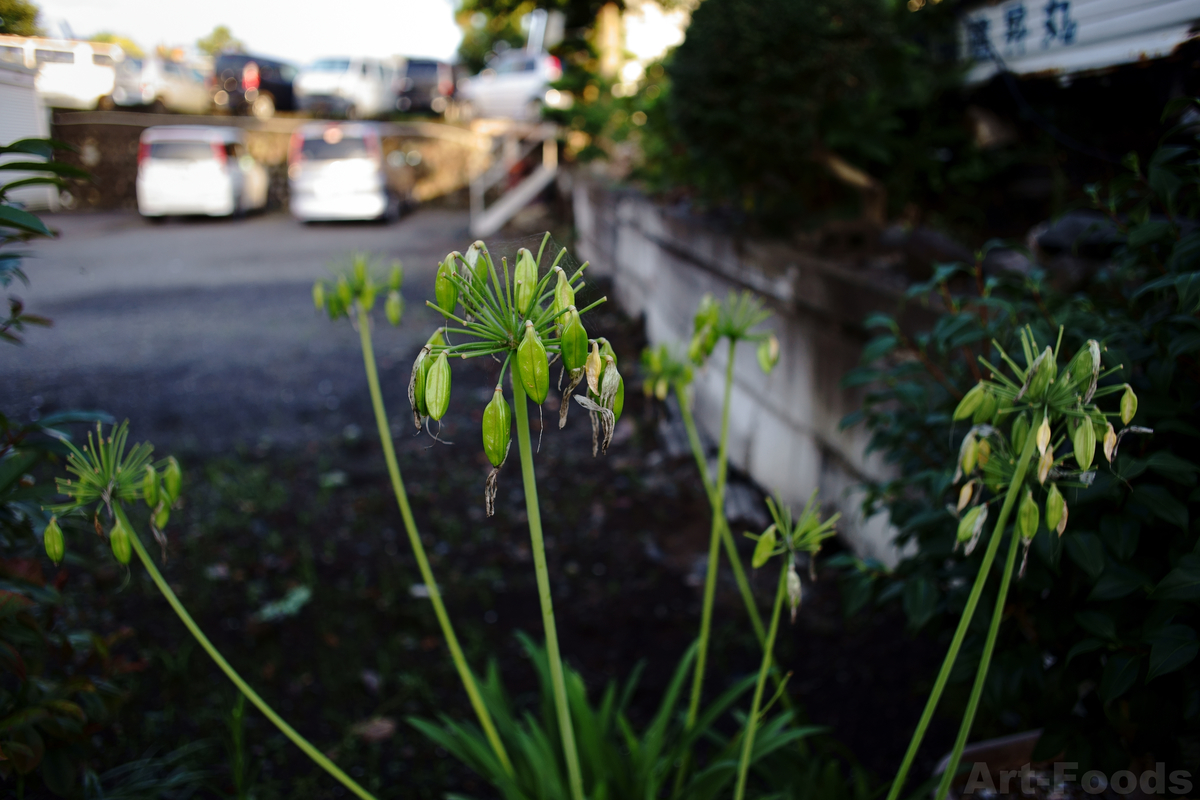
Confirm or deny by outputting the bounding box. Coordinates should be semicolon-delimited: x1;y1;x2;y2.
287;122;402;222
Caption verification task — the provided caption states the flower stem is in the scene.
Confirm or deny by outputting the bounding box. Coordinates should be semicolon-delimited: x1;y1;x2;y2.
676;347;737;794
675;379;792;709
733;559;789;800
355;305;513;775
885;409;1043;800
511;372;584;800
935;503;1025;798
115;505;379;800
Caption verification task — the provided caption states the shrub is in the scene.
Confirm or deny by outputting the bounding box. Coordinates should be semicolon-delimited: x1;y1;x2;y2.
841;124;1200;776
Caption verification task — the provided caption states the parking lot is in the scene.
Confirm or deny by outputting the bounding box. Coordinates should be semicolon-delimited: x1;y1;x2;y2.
0;208;470;452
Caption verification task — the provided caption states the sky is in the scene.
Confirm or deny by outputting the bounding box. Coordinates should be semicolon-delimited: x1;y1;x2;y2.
36;0;465;63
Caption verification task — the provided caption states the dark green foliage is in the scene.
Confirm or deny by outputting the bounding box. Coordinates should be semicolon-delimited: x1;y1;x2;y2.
410;634;840;800
839;121;1200;773
665;0;963;227
0;0;41;36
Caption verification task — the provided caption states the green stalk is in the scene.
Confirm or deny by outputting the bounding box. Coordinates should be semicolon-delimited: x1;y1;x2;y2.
675;380;766;645
934;504;1025;798
675;348;737;794
116;504;379;800
676;379;792;709
355;305;513;775
733;560;789;800
885;409;1042;800
511;373;585;800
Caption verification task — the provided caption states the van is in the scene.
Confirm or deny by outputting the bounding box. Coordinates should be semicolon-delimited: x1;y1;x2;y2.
136;126;269;219
294;57;395;119
211;53;296;119
0;34;121;109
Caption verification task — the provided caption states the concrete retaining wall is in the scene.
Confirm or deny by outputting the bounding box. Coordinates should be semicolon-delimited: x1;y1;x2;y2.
574;177;920;566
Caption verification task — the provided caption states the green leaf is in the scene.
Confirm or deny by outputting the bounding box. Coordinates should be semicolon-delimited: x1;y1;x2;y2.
1144;451;1200;485
1074;611;1116;640
860;335;898;364
0;205;51;237
1153;553;1200;600
1147;624;1199;681
1089;563;1151;601
1099;653;1140;702
0;160;88;178
1064;532;1105;579
1132;484;1189;529
1169;331;1200;359
1127;219;1174;249
1065;638;1105;667
902;575;938;630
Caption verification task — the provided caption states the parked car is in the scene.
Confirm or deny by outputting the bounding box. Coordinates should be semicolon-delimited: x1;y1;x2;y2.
113;57;211;114
294;57;396;119
455;50;561;121
0;34;120;109
136;126;269;219
211;53;296;119
395;58;453;114
287;122;404;222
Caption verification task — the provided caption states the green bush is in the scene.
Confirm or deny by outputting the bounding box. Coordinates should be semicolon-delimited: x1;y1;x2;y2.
665;0;964;228
840;126;1200;774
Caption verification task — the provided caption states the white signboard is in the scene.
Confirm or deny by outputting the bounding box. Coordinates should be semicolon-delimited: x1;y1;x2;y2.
959;0;1200;84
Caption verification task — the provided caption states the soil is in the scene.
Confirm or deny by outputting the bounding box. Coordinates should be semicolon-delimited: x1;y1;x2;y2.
27;282;954;799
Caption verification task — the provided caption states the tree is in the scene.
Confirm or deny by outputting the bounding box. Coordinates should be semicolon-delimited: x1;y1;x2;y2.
92;32;144;59
196;25;243;56
0;0;41;36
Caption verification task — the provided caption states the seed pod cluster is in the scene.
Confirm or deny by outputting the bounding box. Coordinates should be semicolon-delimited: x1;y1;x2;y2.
314;255;403;323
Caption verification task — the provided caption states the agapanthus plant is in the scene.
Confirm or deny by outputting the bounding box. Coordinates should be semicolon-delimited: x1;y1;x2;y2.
887;325;1147;800
411;233;618;800
49;422;380;800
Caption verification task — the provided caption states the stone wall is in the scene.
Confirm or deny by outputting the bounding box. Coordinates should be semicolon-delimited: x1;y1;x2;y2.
574;177;926;566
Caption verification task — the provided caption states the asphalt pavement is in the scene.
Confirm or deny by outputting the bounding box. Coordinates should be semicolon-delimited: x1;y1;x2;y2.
0;209;474;453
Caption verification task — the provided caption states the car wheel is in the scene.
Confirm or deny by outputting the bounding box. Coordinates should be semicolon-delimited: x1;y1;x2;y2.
344;104;358;120
250;93;275;119
150;98;168;114
97;94;115;111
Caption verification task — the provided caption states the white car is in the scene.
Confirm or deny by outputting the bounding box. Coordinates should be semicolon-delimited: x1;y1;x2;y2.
0;35;119;109
294;57;395;119
287;122;400;222
135;58;212;114
136;126;269;219
456;50;561;121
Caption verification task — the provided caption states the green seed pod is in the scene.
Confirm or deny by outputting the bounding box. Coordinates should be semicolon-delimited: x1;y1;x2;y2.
517;321;550;404
561;307;588;371
389;262;404;291
599;338;618;366
552;267;574;321
1017;489;1039;542
1010;412;1030;454
425;351;452;421
1066;339;1100;400
163;457;182;505
961;433;978;475
143;464;159;508
44;516;64;564
1045;483;1067;535
514;247;538;315
353;257;367;285
155;505;170;530
613;374;625;422
482;387;512;467
336;275;353;308
1027;347;1057;400
360;277;377;311
976;439;991;467
312;281;326;311
655;376;669;401
953;382;986;421
385;290;403;326
1120;384;1138;425
957;504;987;545
411;348;431;417
688;324;715;365
752;524;777;568
972;387;996;425
693;293;719;336
435;256;459;313
1073;416;1096;472
757;333;780;374
110;519;132;565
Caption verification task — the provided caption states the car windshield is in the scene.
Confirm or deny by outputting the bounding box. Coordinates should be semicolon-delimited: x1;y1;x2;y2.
301;137;369;160
149;141;216;160
406;61;439;78
495;57;535;74
309;59;351;72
